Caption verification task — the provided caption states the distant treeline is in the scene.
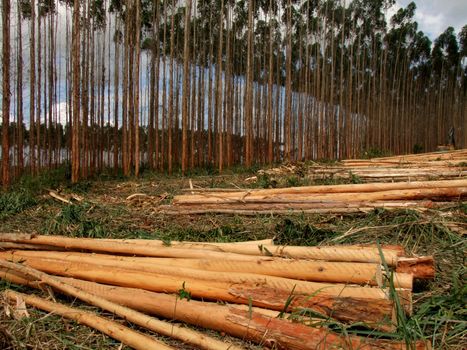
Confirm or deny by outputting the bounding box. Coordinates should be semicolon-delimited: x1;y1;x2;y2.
1;0;466;186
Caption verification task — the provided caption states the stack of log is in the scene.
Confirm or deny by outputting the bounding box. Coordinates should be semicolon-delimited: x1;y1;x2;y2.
352;149;467;164
257;149;467;183
0;234;433;349
158;179;467;215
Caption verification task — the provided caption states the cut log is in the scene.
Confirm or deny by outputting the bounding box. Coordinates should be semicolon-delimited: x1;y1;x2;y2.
173;179;467;201
172;186;466;204
0;242;66;251
396;257;435;280
2;277;429;349
3;290;174;350
0;255;389;300
389;272;413;290
0;261;242;350
0;234;401;265
0;250;383;288
0;234;276;261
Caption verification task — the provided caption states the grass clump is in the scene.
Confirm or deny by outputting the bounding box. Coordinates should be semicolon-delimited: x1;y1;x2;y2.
153;224;255;243
274;218;337;246
410;267;466;349
46;203;106;238
361;147;392;159
0;191;37;220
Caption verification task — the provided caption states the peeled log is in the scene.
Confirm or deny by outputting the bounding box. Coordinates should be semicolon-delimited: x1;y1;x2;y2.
0;234;401;265
3;290;173;350
173;186;466;204
0;262;241;350
0;250;383;286
176;179;467;198
0;269;395;332
1;276;429;350
0;242;66;251
0;259;397;328
0;256;388;300
0;234;272;261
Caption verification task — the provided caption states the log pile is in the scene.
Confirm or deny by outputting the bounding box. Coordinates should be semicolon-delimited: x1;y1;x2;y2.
0;234;433;349
159;179;466;215
257;149;467;183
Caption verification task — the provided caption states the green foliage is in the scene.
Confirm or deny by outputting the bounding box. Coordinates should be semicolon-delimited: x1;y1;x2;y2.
13;166;70;195
0;191;36;220
361;147;392;159
410;268;467;348
178;282;192;301
0;166;74;220
255;174;277;189
274;219;337;246
286;175;300;187
153;224;250;243
412;143;424;154
349;172;363;184
46;203;106;238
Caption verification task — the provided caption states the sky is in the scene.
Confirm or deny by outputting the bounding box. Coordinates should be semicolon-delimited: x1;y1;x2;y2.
393;0;466;40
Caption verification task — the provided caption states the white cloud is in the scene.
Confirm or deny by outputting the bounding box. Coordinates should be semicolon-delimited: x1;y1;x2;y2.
395;0;466;39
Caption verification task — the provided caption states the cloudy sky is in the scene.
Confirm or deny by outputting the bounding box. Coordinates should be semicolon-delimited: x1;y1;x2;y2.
393;0;466;39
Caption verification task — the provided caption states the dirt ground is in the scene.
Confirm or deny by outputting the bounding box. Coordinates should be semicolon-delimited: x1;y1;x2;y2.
0;167;465;349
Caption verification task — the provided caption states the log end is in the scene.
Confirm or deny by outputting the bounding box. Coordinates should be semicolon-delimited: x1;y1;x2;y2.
396;256;435;280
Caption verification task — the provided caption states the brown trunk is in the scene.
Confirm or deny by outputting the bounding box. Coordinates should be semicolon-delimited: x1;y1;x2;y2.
71;0;80;183
181;0;192;174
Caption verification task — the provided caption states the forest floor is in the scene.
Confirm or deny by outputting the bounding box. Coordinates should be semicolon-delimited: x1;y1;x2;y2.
0;165;465;349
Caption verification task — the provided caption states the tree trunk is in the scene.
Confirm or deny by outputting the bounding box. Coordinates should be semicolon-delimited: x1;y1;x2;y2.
71;0;81;183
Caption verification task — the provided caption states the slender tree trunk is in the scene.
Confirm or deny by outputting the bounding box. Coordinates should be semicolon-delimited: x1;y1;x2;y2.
2;0;11;188
16;2;24;176
122;0;130;176
244;0;254;167
113;21;120;173
29;0;36;174
71;0;81;183
181;0;192;174
134;0;141;176
216;0;224;172
167;0;175;174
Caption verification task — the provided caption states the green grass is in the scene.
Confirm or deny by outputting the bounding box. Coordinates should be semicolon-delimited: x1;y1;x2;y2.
0;190;37;220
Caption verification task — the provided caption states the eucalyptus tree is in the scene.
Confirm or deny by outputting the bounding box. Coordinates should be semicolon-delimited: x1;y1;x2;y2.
181;0;192;174
71;0;80;182
2;0;11;188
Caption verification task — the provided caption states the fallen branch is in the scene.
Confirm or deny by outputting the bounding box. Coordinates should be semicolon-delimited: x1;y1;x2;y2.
49;191;72;204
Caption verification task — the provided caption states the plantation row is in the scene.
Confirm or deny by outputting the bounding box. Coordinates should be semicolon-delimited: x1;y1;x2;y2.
1;0;466;186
